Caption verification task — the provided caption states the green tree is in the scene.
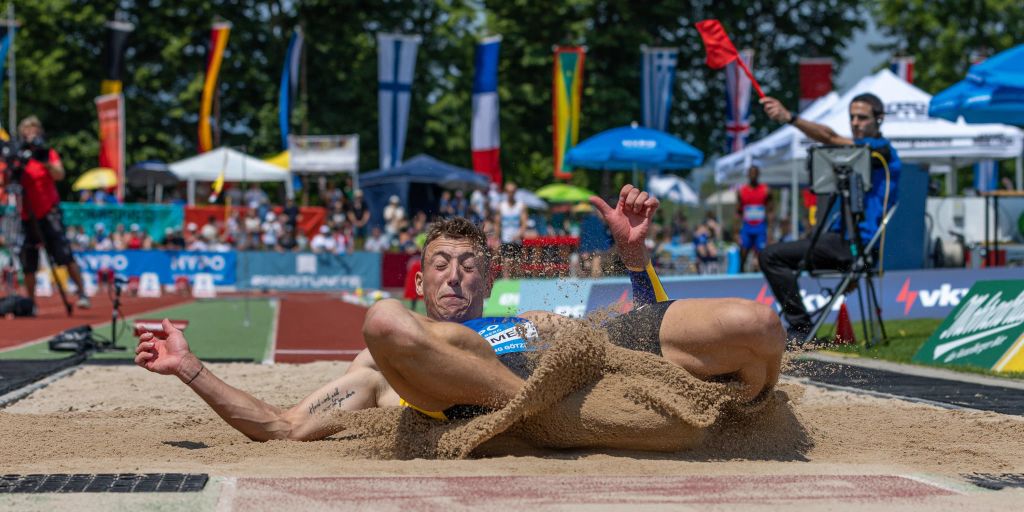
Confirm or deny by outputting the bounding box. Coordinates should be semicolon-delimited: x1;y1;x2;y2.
487;0;866;189
873;0;1024;93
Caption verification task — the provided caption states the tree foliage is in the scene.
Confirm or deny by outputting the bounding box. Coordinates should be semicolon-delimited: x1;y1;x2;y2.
873;0;1024;94
3;0;868;200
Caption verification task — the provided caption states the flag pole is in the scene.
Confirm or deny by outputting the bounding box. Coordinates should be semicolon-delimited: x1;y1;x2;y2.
7;2;16;132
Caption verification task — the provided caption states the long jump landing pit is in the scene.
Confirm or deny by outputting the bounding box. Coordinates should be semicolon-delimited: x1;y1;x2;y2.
1;360;1022;511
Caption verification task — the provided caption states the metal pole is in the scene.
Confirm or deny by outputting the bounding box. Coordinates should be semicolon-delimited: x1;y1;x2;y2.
7;2;16;132
241;145;250;328
791;160;799;238
1016;155;1022;190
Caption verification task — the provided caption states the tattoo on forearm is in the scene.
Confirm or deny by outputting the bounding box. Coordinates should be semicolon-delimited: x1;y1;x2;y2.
308;388;356;416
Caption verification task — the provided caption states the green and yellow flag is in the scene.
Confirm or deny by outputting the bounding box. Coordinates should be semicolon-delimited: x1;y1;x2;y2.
198;21;231;153
552;46;585;180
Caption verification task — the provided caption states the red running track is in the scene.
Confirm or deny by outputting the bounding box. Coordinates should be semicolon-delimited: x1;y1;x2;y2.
0;293;193;351
273;293;368;363
223;475;957;510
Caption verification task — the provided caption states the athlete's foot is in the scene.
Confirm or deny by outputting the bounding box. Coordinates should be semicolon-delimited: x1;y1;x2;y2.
76;295;92;309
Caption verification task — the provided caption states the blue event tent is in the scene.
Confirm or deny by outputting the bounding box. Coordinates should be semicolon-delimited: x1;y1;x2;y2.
930;44;1024;125
564;123;704;173
360;154;489;227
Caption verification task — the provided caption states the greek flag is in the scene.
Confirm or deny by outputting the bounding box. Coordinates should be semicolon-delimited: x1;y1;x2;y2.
279;27;303;149
724;49;754;153
377;33;421;170
974;160;998;192
640;46;677;131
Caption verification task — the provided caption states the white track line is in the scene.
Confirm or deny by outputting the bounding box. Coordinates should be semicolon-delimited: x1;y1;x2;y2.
262;298;280;365
274;349;364;355
214;476;238;512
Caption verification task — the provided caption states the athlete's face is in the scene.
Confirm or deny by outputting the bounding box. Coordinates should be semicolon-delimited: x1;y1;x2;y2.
417;236;492;323
849;101;881;140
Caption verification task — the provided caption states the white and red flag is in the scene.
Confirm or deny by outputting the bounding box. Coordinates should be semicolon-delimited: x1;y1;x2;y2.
799;58;833;110
472;36;502;183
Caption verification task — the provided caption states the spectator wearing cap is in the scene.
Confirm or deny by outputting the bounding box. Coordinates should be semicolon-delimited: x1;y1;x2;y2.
112;223;128;250
383;195;406;236
310;225;336;254
261;212;280;249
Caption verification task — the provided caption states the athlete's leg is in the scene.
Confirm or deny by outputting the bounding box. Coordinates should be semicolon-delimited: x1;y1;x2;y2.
656;298;785;401
362;298;525;412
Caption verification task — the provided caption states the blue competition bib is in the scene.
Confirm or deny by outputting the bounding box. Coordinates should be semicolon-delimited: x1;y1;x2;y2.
462;317;539;355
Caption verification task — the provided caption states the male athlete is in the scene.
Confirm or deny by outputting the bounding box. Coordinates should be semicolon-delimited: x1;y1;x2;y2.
736;164;771;271
136;184;785;441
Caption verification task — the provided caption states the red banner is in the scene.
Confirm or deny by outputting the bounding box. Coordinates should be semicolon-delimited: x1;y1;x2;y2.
799;58;833;111
95;93;126;201
185;205;327;240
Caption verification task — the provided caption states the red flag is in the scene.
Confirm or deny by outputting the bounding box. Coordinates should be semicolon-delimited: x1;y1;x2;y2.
695;19;739;69
696;19;765;98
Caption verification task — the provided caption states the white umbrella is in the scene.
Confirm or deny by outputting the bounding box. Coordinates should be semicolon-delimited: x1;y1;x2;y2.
704;188;737;206
515;189;549;210
648;174;699;205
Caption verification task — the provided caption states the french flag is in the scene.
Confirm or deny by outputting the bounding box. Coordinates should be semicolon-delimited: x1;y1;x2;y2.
890;56;914;84
472;36;502;184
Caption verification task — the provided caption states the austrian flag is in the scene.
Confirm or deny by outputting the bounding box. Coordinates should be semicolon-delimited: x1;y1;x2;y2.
472;36;502;183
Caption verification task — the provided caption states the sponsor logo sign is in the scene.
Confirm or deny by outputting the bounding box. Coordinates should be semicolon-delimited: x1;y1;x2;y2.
912;280;1024;373
585;267;1023;321
237;252;380;291
74;250;236;286
484;279;521;317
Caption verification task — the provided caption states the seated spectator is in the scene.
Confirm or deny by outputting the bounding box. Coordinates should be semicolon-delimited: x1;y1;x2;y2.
278;225;299;252
453;189;468;218
694;222;720;273
261;212;281;249
112;223;128;250
126;224;145;250
201;215;219;242
94;223;114;251
364;226;390;252
243;210;261;250
438;190;454;217
162;227;185;250
347;190;370;246
383;195;406;236
310;225;336;254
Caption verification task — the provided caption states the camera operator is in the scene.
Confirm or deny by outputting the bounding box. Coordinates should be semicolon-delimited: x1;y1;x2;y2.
757;94;901;340
5;116;91;309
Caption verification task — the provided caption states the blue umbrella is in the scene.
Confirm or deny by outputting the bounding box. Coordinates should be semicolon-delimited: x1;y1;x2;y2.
564;123;704;171
929;44;1024;124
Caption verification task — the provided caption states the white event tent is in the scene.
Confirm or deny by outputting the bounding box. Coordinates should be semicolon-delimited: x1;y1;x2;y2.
169;147;294;205
714;69;1024;233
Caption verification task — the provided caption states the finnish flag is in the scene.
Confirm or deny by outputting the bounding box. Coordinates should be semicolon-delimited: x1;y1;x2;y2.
377;33;422;170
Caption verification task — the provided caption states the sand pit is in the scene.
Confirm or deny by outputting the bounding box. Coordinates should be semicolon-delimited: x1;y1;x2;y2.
2;359;1022;477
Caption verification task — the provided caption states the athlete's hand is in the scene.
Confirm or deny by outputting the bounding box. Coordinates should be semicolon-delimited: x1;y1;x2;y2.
135;319;194;378
589;184;659;269
760;96;792;124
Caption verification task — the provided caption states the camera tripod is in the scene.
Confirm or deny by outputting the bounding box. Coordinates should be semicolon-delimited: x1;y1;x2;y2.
799;165;892;347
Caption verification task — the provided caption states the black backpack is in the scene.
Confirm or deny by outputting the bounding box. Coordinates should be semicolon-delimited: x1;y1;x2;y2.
0;295;36;317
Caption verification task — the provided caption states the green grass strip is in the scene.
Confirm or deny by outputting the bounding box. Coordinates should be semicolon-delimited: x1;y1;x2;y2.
0;298;273;362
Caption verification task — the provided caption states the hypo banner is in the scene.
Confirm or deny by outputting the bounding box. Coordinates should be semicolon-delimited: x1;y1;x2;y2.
74;250;237;286
61;204;184;240
237;252;381;291
586;267;1024;321
912;280;1024;373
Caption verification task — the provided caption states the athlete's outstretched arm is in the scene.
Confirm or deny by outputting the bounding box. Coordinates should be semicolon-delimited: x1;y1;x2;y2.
135;320;385;441
590;185;667;305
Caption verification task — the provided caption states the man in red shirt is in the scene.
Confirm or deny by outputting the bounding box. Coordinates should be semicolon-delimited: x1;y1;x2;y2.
736;164;771;271
8;116;90;309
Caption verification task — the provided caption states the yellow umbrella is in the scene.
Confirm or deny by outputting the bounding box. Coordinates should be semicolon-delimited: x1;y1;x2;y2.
264;150;289;169
571;202;593;213
72;167;118;191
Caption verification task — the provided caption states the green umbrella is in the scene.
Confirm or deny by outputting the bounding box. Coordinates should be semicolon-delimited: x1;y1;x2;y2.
535;183;595;203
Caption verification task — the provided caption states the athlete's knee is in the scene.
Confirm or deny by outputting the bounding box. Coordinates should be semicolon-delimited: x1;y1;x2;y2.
363;299;413;352
738;300;785;353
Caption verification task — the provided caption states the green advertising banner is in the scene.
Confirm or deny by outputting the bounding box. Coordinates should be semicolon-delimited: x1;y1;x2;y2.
484;279;521;317
60;204;185;240
912;280;1024;373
